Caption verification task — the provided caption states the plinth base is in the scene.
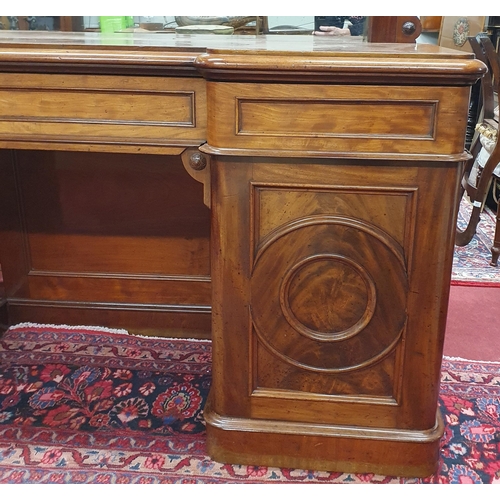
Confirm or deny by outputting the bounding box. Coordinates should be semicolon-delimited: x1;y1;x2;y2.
204;399;444;478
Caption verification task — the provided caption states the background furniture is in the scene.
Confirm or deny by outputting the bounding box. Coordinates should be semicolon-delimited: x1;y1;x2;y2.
485;16;500;52
437;18;488;148
438;16;486;51
366;16;422;43
455;34;500;266
420;16;442;33
0;16;83;31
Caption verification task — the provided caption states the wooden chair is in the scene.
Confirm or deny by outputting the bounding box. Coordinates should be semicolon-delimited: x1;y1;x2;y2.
456;33;500;266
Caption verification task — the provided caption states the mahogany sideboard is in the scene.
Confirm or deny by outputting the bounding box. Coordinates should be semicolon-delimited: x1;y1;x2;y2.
0;31;486;476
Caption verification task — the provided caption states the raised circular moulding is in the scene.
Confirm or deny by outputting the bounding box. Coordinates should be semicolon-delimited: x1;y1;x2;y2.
251;215;408;373
280;253;377;343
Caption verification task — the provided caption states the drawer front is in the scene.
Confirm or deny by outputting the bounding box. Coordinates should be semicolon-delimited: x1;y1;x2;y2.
207;82;470;155
0;74;206;146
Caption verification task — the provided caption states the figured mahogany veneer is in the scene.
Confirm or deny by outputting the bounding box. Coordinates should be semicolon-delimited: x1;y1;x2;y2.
207;83;468;155
0;74;207;150
0;32;486;476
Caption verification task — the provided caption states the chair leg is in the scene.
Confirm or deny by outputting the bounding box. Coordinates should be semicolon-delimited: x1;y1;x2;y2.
455;140;485;246
457;151;500;247
456;203;483;246
456;164;490;247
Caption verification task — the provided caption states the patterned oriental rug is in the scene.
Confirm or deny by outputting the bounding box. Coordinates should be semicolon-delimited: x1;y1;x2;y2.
0;324;499;484
453;199;500;286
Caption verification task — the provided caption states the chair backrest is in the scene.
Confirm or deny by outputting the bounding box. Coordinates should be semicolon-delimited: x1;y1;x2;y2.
469;34;499;126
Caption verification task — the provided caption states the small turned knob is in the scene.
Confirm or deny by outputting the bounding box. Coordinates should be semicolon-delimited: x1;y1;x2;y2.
401;22;416;36
189;152;207;171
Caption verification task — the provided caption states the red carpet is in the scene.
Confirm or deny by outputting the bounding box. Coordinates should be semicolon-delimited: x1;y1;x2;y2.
444;285;500;362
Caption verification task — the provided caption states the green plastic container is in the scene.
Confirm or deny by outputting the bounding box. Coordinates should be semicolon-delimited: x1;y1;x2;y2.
99;16;134;33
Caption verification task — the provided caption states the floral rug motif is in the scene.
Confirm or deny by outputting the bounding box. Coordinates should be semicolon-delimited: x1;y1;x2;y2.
453;199;500;285
0;324;499;484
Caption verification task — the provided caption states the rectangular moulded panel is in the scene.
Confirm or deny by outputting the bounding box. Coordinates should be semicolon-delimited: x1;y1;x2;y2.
0;74;207;145
207;82;470;155
238;99;437;138
248;180;417;426
16;150;211;278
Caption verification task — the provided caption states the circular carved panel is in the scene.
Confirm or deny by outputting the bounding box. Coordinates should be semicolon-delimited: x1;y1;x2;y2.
280;254;376;342
251;216;408;373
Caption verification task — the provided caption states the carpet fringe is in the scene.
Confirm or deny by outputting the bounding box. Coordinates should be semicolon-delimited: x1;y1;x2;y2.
443;355;500;364
132;334;212;342
7;322;211;343
9;322;130;335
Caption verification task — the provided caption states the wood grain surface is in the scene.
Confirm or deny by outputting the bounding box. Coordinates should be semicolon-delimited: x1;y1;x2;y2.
0;32;486;475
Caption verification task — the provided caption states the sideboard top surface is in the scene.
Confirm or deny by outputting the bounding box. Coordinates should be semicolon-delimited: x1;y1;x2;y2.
0;31;486;85
0;31;477;58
